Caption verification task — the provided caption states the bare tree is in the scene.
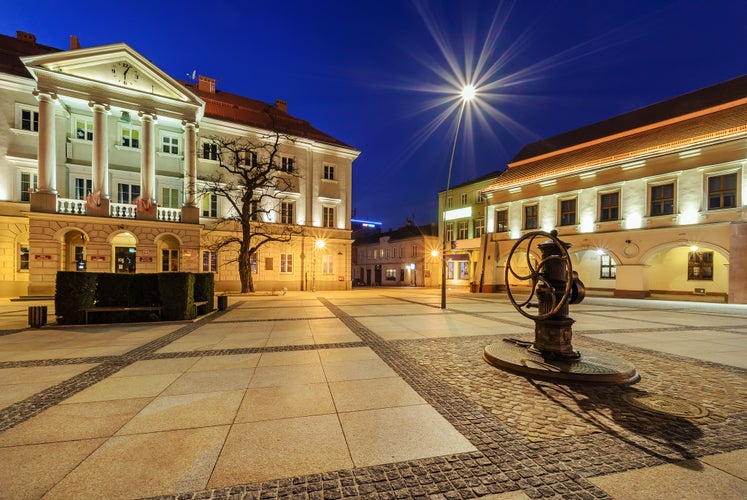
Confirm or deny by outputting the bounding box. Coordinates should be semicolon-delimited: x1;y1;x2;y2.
199;114;304;293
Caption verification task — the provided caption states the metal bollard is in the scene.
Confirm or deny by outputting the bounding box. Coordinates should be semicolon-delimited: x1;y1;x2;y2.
217;295;228;311
28;306;48;328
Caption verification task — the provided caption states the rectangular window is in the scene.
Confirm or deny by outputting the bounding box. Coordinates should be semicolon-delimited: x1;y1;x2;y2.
243;151;258;167
121;125;140;148
446;222;454;242
650;183;675;216
202;251;217;272
281;201;295;224
281;156;294;173
162;249;179;272
202;142;218;160
19;244;30;271
411;245;417;258
21;108;39;132
458;220;469;239
446;196;453;209
162;188;180;208
524;205;538;230
201;194;217;217
460;193;468;205
474;218;485;238
385;269;397;280
476;191;484;203
75;178;93;200
495;209;508;233
600;254;616;279
162;134;180;155
117;183;141;204
75;117;94;141
249;199;260;222
688;251;713;280
707;173;737;210
322;206;335;228
280;253;293;273
399;247;404;258
322;255;334;274
20;172;38;202
560;199;577;226
600;192;620;221
323;164;335;180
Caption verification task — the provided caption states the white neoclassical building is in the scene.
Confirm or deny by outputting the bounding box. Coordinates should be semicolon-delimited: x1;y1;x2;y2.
0;31;359;297
461;75;747;303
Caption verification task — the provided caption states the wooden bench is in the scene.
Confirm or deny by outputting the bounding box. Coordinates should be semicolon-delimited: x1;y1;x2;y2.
81;306;162;325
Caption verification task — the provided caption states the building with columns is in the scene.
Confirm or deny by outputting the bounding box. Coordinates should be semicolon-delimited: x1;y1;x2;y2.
0;31;359;297
473;75;747;303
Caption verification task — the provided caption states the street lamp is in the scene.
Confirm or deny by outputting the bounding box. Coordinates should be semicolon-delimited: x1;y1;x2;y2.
441;85;475;309
312;239;325;292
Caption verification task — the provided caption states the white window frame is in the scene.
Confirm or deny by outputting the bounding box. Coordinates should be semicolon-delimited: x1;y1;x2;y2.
160;131;181;156
457;220;469;239
281;156;295;173
72;114;94;141
323;164;336;181
474;217;485;238
201;141;219;161
119;123;141;149
322;254;334;274
201;193;218;217
20;171;38;202
460;193;468;205
18;243;30;271
202;251;217;273
116;182;141;204
280;253;293;273
74;177;93;200
322;205;336;228
280;200;295;224
162;187;181;208
16;104;39;132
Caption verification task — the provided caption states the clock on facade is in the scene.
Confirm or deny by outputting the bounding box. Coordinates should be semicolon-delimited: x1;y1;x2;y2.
111;62;140;86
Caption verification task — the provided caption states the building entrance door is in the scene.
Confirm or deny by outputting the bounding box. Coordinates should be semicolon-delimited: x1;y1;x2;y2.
115;246;136;273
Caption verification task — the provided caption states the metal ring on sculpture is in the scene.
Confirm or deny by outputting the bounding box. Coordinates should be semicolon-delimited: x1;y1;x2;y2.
504;230;573;321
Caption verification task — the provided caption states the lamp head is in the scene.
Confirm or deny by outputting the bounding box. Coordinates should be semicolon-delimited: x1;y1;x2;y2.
461;84;476;101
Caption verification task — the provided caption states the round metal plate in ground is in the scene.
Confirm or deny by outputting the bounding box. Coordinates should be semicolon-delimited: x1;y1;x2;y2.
621;392;709;418
484;339;640;385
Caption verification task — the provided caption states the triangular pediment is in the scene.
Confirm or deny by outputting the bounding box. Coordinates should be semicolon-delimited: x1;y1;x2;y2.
21;43;203;107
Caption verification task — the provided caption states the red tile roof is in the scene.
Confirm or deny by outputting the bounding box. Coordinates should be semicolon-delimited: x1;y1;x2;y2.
485;75;747;193
0;32;356;151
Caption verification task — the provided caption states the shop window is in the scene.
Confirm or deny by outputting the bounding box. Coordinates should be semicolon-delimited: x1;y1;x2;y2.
202;251;217;272
688;251;713;280
385;269;397;280
600;254;616;279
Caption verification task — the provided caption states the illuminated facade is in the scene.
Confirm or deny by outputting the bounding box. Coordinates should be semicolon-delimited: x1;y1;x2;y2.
353;221;439;287
477;75;747;303
0;31;359;297
437;170;503;290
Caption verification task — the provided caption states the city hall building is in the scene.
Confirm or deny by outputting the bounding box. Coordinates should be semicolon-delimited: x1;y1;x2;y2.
475;75;747;303
0;31;359;297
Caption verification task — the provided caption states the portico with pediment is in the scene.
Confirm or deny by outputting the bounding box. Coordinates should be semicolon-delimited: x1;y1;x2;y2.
22;43;205;222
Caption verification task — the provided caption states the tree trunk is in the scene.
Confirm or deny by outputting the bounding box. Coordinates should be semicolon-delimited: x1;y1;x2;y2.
238;239;254;293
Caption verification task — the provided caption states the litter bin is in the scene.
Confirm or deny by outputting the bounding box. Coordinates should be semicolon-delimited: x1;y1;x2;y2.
28;306;48;328
217;295;228;311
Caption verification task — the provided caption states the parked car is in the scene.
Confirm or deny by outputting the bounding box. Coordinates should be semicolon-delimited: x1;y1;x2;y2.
352;278;366;287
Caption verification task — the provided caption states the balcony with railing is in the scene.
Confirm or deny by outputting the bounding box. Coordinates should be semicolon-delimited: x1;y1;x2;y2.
55;198;183;223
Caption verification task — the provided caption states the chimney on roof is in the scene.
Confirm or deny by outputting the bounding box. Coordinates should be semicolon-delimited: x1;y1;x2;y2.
198;75;216;94
16;31;36;45
275;99;287;113
70;35;80;50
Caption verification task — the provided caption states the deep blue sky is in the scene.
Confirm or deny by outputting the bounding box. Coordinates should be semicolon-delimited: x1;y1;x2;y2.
4;0;746;229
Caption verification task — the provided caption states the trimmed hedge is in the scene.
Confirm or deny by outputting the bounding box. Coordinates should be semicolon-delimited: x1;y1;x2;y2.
55;271;211;324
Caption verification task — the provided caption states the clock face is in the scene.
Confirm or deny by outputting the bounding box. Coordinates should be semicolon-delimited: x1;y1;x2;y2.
111;62;140;87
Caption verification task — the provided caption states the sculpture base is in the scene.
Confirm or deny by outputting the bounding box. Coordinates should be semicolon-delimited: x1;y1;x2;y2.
484;338;639;385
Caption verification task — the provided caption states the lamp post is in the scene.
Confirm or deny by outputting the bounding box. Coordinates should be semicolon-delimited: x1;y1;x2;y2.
441;85;475;309
312;239;324;292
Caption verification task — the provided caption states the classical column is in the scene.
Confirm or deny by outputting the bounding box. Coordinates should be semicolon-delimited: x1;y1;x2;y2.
89;101;110;199
139;112;157;201
183;121;197;206
34;91;57;194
